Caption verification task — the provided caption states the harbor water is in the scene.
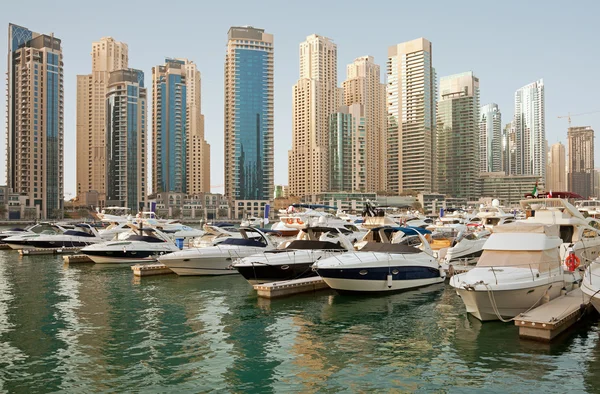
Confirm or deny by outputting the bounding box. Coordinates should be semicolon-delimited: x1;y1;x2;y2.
0;251;599;393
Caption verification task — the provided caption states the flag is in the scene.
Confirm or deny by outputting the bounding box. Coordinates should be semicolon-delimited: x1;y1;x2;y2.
532;181;539;197
263;204;270;225
549;190;553;198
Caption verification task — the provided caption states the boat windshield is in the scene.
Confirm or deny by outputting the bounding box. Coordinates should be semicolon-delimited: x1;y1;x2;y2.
219;238;267;247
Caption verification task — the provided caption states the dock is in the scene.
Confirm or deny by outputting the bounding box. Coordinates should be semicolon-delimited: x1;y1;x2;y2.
19;247;81;256
131;263;174;277
63;254;94;264
515;288;592;342
253;277;330;299
0;244;12;250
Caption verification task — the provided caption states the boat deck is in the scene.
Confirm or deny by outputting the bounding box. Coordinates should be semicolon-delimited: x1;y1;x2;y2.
515;287;592;341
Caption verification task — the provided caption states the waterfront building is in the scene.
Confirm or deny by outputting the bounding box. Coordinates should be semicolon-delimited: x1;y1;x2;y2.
502;122;517;175
224;26;274;205
342;56;386;192
152;58;209;195
568;126;595;198
305;192;377;212
436;72;480;200
77;37;128;207
594;169;600;198
6;24;64;219
480;103;502;173
105;69;147;212
479;172;540;206
514;79;546;184
329;104;366;192
546;142;566;192
273;185;289;199
387;38;437;194
289;34;341;197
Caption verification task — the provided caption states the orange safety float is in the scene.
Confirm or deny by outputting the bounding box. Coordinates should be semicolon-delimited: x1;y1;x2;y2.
296;218;304;225
286;218;294;225
565;253;581;271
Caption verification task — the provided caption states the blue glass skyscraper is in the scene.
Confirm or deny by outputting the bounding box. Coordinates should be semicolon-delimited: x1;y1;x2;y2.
224;27;274;203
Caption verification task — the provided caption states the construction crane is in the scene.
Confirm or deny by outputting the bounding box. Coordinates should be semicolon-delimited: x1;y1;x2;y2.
557;110;600;127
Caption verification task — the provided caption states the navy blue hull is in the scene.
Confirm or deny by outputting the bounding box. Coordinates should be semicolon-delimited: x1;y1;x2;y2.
235;263;318;284
316;266;441;281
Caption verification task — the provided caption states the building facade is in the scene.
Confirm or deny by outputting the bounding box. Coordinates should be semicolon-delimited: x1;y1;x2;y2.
480;103;502;173
77;37;128;206
329;104;366;192
436;72;480;200
502;122;517;175
6;24;64;219
387;38;437;194
288;34;341;197
547;142;566;192
224;26;274;202
105;69;147;212
480;172;540;206
152;58;210;195
568;126;595;198
342;56;386;192
514;79;546;184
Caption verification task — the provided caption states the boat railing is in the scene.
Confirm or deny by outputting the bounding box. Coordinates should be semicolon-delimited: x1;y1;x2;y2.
470;260;563;285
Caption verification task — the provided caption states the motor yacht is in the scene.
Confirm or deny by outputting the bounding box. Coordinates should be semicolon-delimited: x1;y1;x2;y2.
576;199;600;219
192;223;242;247
449;223;581;321
98;221;133;240
470;202;516;231
0;222;69;244
81;225;180;264
4;223;104;250
581;259;600;313
232;226;354;285
159;227;278;276
442;229;491;265
313;227;444;293
94;206;132;223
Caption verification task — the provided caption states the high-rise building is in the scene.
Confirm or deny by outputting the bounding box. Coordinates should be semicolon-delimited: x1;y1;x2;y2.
342;56;386;192
152;58;210;195
289;34;341;198
514;79;545;184
568;126;594;198
436;72;480;199
480;103;502;173
6;24;64;219
502;122;517;175
77;37;128;206
546;142;566;192
105;69;147;212
329;104;366;192
224;26;274;202
387;38;436;194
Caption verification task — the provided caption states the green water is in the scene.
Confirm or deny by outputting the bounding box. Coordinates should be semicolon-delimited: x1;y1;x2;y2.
0;251;599;393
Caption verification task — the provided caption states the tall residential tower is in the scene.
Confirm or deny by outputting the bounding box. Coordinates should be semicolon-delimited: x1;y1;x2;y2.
77;37;128;206
224;26;274;204
387;38;436;194
288;34;341;198
6;24;64;219
547;142;566;192
568;126;594;198
436;72;480;199
479;103;502;173
514;79;545;183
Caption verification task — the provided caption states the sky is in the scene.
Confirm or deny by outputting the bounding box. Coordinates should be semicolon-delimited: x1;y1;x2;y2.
1;0;599;199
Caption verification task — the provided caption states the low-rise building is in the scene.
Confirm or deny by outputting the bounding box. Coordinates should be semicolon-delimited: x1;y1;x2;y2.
479;172;540;206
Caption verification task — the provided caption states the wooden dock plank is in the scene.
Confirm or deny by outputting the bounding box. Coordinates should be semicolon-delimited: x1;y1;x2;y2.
131;263;174;277
63;254;94;264
515;288;591;341
254;277;330;299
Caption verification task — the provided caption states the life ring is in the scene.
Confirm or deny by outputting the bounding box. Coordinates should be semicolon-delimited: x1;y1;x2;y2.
565;254;580;271
467;223;481;227
287;218;294;225
297;218;304;225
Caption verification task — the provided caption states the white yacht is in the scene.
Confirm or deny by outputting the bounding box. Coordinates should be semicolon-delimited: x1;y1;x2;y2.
4;223;104;250
577;199;600;219
94;206;132;223
450;223;581;321
0;222;69;244
442;230;491;264
159;227;277;276
81;225;180;264
581;260;600;313
192;223;242;248
471;201;516;231
313;227;444;293
98;221;133;240
232;226;354;285
519;197;600;264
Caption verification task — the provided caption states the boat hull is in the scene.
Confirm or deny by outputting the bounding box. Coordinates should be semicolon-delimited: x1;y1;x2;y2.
235;263;318;285
82;250;168;264
454;282;565;321
162;256;239;276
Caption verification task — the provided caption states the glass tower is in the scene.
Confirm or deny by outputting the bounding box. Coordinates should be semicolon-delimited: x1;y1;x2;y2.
224;27;274;201
6;24;64;219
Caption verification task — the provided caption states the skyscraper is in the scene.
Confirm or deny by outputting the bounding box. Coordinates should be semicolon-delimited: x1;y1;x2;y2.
6;24;64;219
480;103;502;173
502;122;517;175
224;26;274;202
436;72;480;199
514;79;545;183
105;69;147;212
568;126;594;198
289;34;341;198
387;38;436;194
342;56;386;192
329;104;366;192
152;58;210;195
547;142;566;192
77;37;128;206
